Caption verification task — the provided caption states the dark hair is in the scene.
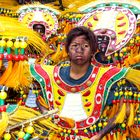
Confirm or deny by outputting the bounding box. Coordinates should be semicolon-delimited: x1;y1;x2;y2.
65;26;97;54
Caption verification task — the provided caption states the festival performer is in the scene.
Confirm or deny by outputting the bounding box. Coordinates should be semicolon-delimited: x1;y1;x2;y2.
0;18;139;140
0;2;140;140
30;26;140;139
0;15;61;139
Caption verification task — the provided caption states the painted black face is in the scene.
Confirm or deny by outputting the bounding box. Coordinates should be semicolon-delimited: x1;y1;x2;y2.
33;24;45;36
68;35;92;66
97;35;110;53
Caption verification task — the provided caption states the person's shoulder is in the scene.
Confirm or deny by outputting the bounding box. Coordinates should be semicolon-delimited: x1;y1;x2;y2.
41;64;55;68
60;65;70;72
95;65;128;74
31;63;56;71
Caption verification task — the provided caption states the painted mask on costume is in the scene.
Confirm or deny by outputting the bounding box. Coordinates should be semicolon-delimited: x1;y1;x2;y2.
78;2;138;57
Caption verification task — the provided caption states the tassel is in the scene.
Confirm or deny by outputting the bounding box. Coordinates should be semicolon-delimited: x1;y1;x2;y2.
102;106;110;117
116;131;122;140
63;22;70;34
37;95;49;109
130;125;140;138
62;45;68;61
0;60;2;69
121;132;127;140
0;40;6;70
8;106;61;133
13;61;25;88
5;62;19;88
49;133;61;140
19;60;30;87
127;103;134;126
136;127;140;137
5;61;31;89
0;40;13;85
106;133;111;140
110;91;120;118
102;135;107;140
133;54;140;64
113;133;117;140
114;103;126;124
0;112;8;137
0;60;13;85
109;104;117;119
129;126;136;138
51;43;63;64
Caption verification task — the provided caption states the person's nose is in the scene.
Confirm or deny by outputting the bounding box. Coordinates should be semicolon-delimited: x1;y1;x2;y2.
75;45;84;53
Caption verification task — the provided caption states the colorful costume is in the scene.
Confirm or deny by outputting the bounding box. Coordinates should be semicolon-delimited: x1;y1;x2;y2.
0;1;140;140
30;64;140;139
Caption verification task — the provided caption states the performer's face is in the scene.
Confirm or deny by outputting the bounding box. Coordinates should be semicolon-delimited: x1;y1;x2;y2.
68;35;92;65
33;24;45;36
97;35;109;53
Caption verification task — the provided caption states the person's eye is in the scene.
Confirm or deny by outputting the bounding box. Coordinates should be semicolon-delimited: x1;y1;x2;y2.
83;44;89;48
71;44;78;48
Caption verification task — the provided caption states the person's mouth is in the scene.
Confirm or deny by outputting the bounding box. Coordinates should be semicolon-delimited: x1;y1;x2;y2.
76;56;83;59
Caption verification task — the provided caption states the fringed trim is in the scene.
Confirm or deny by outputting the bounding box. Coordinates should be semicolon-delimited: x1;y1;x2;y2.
51;43;64;64
109;104;118;119
5;61;31;89
0;60;2;69
114;103;126;124
0;112;8;137
0;60;13;85
6;106;61;139
127;103;134;126
37;95;49;109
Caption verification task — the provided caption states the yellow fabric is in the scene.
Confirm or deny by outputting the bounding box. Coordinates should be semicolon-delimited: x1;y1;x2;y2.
125;68;140;89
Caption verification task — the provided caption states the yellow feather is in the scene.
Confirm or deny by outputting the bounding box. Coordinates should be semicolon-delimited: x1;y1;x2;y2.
0;112;9;137
114;103;126;124
0;61;13;85
127;104;134;126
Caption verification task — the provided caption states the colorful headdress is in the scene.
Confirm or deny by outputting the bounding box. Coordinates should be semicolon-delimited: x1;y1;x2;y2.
17;4;60;39
78;2;140;56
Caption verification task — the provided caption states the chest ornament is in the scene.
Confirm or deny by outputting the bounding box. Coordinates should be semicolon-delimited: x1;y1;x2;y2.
53;66;99;92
